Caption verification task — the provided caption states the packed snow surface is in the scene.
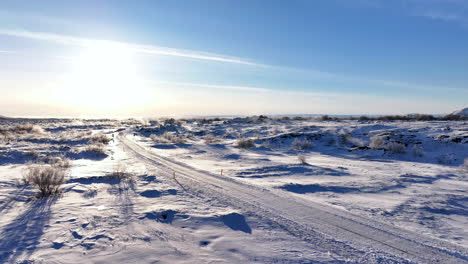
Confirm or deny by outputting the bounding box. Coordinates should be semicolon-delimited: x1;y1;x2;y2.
0;117;467;263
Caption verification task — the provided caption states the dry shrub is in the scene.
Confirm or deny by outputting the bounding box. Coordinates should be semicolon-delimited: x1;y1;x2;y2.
41;156;71;169
411;144;424;157
204;134;220;144
437;154;454;165
12;124;45;134
90;133;111;144
292;138;312;150
0;130;13;140
237;138;255;148
25;150;41;159
151;132;186;144
385;142;406;154
84;143;106;155
262;140;273;149
297;155;307;164
30;125;45;134
369;136;384;149
107;163;133;181
23;164;66;197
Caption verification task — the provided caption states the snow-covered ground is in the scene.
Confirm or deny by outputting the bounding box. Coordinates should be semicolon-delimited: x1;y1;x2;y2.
0;117;467;263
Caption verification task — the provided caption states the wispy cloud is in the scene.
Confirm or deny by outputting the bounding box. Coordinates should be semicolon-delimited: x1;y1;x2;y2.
349;0;468;25
0;29;260;66
150;80;273;93
1;29;465;95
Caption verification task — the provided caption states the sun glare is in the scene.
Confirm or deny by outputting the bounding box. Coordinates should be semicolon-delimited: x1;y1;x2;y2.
55;41;150;113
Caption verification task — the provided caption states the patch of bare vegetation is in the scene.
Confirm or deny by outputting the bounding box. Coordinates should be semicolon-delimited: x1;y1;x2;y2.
89;133;111;144
411;144;425;157
369;135;407;154
236;138;255;148
297;155;308;164
369;135;384;150
385;142;406;154
0;124;46;140
22;164;67;197
292;138;312;150
106;163;134;181
150;132;187;144
262;140;273;149
204;134;221;144
437;154;455;165
40;155;71;169
83;143;107;155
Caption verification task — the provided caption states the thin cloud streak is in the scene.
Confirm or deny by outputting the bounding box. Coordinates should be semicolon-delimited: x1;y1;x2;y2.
151;80;353;98
1;29;465;95
150;80;273;93
0;29;260;66
349;0;468;24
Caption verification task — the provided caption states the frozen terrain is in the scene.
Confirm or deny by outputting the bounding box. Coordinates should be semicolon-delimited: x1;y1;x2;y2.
0;117;467;263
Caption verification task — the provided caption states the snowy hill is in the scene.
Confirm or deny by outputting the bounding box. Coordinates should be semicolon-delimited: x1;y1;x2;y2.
451;107;468;116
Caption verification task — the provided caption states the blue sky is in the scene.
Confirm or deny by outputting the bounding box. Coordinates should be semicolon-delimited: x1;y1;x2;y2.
0;0;466;117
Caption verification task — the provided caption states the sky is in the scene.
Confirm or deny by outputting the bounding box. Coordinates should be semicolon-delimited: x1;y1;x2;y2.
0;0;467;117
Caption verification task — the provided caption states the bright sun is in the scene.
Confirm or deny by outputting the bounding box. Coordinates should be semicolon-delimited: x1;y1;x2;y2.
55;41;150;113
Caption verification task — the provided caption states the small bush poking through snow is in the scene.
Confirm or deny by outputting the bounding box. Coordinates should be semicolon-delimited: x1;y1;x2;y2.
262;140;273;149
89;133;111;144
463;158;468;170
41;156;71;169
204;134;220;144
237;138;255;148
107;163;133;181
437;154;455;165
369;136;384;149
411;144;424;157
25;150;41;159
11;124;45;134
30;125;46;134
22;164;66;197
297;155;307;164
385;142;406;154
151;132;186;144
292;138;312;150
83;143;107;155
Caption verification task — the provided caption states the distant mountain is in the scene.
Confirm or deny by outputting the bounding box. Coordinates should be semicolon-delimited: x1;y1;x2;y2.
451;107;468;117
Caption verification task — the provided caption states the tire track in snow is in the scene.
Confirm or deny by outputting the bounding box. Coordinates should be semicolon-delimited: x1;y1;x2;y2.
119;133;468;264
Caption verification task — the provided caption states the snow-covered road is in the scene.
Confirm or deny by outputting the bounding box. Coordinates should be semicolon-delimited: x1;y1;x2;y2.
119;132;468;264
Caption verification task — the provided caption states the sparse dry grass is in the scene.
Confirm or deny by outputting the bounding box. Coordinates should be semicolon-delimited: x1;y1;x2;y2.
150;132;186;144
297;155;307;164
292;138;312;150
40;156;71;169
89;133;111;144
0;124;46;140
22;164;67;197
411;144;424;157
437;154;455;165
385;142;406;154
106;163;134;181
237;138;255;148
83;143;107;155
369;136;384;149
204;134;220;144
